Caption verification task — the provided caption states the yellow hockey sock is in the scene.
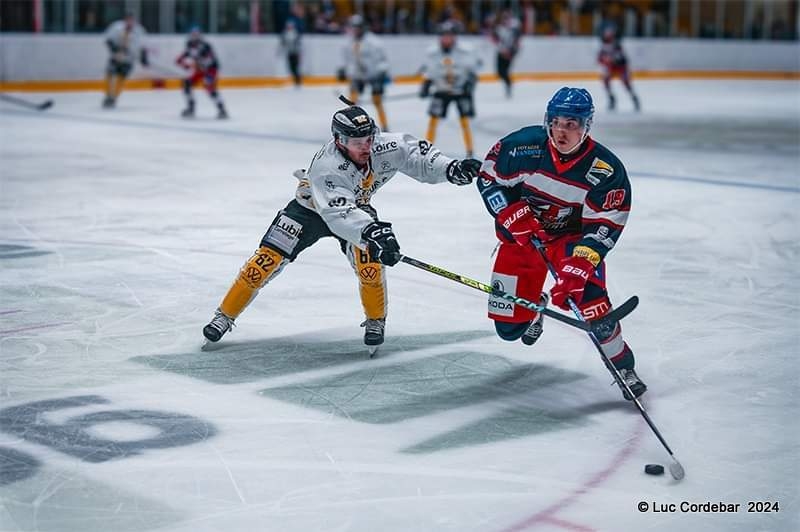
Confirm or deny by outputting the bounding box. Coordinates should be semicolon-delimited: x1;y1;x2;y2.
426;116;439;144
219;247;287;318
459;116;474;156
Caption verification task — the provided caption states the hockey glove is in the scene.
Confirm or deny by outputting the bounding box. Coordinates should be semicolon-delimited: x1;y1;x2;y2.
446;158;481;186
495;200;544;245
550;255;595;310
419;79;432;98
336;68;347;82
140;48;149;67
362;221;401;266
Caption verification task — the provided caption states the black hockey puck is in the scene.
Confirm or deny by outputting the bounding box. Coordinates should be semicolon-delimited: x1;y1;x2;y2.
644;464;665;475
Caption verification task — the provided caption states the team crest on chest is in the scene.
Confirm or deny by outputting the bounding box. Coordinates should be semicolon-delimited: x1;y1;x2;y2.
586;157;614;185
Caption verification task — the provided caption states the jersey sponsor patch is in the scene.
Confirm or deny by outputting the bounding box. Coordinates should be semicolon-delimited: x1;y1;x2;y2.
508;144;542;158
418;140;431;155
486;191;508;214
265;214;302;254
586;157;614;185
572;245;601;267
488;274;516;317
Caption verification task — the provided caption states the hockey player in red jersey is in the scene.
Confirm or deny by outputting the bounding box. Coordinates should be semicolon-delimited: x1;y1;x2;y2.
597;26;640;111
476;87;646;400
176;26;228;119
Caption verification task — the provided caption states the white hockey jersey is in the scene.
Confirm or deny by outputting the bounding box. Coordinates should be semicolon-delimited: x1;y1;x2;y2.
294;132;454;247
340;32;389;81
104;20;147;64
421;43;482;95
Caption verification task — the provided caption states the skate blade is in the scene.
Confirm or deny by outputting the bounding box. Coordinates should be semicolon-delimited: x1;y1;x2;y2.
201;339;223;352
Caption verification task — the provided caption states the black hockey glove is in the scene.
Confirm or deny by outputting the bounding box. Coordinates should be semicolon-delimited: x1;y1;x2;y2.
336;68;347;82
446;158;481;186
419;79;432;98
362;221;401;266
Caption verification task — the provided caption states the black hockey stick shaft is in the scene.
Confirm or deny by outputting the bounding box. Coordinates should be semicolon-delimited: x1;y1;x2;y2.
0;93;53;111
530;237;685;480
399;255;591;332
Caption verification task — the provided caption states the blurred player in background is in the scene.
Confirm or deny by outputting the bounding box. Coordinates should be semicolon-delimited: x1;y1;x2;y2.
176;26;228;119
102;12;148;108
337;14;390;131
202;104;481;355
491;9;522;98
419;21;482;157
280;20;303;87
597;25;640;111
476;87;646;400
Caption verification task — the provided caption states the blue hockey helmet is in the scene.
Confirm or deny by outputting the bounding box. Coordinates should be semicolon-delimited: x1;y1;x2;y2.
544;87;594;152
545;87;594;124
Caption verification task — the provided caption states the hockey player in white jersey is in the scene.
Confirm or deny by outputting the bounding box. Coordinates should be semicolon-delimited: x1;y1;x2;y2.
419;21;482;157
337;15;391;131
102;12;148;109
202;104;481;355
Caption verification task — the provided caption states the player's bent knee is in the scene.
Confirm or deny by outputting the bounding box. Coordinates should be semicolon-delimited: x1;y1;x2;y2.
238;246;288;289
494;320;529;341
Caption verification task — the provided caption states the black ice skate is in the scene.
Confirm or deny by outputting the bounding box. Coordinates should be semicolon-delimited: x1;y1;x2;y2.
102;96;115;109
217;104;228;119
618;368;647;400
361;318;385;357
608;94;617;111
632;94;641;112
521;293;549;346
203;309;234;343
181;101;195;118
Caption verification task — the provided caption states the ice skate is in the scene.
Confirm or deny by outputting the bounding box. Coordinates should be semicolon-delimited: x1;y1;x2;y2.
181;101;195;118
203;309;234;343
618;368;647;400
608;94;616;111
362;318;385;358
632;94;641;112
102;96;115;109
217;104;228;119
521;293;549;346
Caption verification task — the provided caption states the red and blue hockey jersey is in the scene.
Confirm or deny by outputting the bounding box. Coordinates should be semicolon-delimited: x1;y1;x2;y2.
477;125;630;266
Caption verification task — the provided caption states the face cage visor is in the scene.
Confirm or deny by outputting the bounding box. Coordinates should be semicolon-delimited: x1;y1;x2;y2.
544;112;592;153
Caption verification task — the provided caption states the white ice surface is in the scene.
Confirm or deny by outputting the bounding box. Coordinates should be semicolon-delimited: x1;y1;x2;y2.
1;79;798;532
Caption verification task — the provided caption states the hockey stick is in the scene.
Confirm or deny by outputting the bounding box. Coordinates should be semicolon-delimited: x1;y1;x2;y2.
402;254;595;333
0;93;53;111
530;237;685;480
400;254;638;334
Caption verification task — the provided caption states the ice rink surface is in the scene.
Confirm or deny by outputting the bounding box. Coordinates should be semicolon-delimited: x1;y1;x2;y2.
1;79;798;532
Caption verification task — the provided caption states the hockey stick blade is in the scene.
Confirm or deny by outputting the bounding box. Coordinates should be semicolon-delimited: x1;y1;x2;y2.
0;93;54;111
669;458;685;480
587;295;639;335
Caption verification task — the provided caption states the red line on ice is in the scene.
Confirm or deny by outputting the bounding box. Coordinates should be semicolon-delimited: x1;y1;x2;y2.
497;419;646;532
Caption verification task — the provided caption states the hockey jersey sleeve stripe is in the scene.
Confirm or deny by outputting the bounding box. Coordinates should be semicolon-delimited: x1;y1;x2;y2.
581;213;627;230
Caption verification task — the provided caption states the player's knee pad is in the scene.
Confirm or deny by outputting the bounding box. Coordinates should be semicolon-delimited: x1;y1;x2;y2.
239;246;287;289
347;243;386;320
488;243;546;322
219;246;288;318
494;320;528;342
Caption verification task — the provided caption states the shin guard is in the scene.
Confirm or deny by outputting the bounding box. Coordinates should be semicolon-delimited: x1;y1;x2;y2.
219;246;287;318
347;243;387;320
